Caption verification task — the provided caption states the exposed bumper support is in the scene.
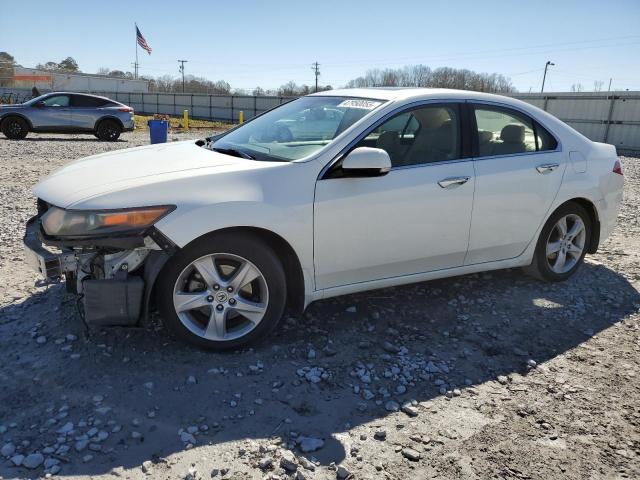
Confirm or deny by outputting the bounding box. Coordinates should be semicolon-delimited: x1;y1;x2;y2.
23;216;75;280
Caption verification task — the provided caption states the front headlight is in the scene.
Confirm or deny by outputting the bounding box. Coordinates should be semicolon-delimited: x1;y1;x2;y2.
41;205;175;237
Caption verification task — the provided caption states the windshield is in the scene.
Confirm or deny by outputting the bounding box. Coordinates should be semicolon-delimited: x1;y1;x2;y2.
210;96;386;162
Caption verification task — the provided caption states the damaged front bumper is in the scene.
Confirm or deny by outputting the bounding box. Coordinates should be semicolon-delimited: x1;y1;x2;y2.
23;214;174;326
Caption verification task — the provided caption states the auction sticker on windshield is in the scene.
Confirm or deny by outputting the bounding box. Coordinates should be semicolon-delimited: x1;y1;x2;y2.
337;99;383;110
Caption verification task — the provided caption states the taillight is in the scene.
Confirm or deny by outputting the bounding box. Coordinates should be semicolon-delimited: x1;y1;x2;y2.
118;107;133;112
613;159;623;176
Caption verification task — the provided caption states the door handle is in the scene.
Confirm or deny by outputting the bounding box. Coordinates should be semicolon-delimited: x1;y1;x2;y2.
438;176;470;189
536;163;560;174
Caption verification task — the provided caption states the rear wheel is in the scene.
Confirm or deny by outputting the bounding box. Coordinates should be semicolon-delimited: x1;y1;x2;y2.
156;233;286;350
524;202;591;282
1;116;29;139
96;119;121;141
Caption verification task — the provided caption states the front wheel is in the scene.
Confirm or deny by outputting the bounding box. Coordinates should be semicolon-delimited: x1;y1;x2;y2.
524;202;591;282
156;233;286;350
1;116;29;140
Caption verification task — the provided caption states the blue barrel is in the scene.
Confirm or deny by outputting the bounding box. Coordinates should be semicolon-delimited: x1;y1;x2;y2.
148;120;169;144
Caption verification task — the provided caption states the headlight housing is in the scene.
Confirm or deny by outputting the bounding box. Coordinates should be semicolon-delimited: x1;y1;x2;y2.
41;205;175;238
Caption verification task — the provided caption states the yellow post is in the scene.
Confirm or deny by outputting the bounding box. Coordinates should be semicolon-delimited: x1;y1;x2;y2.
239;110;244;124
183;109;189;130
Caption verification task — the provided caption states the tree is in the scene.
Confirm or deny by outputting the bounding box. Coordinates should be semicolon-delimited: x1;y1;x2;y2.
570;83;584;92
593;80;604;92
0;51;15;87
35;57;80;72
97;67;110;75
346;64;516;93
36;61;60;71
57;57;79;72
252;86;265;96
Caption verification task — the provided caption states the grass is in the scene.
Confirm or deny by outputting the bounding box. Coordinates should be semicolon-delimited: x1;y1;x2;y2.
134;114;232;131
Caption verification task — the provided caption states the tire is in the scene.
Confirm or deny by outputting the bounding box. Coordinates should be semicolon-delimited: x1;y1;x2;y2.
1;116;29;140
523;202;591;282
96;119;121;141
156;232;287;350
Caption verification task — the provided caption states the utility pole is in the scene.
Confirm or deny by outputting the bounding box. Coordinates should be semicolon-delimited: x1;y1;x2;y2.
178;59;188;93
541;60;554;93
132;62;139;79
311;62;320;93
608;78;612;92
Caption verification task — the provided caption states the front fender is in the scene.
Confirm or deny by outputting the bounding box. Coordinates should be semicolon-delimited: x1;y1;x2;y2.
154;199;315;301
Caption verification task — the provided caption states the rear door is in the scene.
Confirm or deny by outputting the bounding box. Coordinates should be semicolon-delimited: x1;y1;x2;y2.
465;103;565;265
70;94;109;130
31;94;72;129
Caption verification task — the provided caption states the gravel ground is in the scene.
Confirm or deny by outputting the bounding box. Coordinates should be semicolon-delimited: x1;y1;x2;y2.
1;132;639;480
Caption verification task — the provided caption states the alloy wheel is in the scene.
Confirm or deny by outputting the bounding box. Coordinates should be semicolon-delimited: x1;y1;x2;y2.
545;214;586;274
172;253;269;341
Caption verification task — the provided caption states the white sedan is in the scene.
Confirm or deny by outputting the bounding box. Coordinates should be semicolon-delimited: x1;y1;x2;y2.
24;88;624;350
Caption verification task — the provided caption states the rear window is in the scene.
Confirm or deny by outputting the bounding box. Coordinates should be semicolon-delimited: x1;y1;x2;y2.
72;95;111;108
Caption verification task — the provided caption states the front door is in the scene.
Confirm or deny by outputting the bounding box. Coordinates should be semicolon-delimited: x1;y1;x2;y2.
465;103;565;265
314;103;475;290
31;94;72;129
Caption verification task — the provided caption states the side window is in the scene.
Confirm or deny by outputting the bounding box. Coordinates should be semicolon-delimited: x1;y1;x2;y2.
474;107;536;156
43;95;70;107
535;122;558;151
355;105;461;167
72;95;108;108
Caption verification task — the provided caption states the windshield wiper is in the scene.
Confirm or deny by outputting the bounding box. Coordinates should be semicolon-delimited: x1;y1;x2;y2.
211;147;255;160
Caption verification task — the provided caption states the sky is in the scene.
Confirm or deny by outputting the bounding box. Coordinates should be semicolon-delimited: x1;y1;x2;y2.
2;0;640;92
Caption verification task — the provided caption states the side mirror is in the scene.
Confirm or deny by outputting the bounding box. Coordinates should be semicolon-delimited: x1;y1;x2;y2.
34;101;45;108
341;147;391;177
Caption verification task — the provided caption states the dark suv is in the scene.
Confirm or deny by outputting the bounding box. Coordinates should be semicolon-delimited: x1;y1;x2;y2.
0;92;135;141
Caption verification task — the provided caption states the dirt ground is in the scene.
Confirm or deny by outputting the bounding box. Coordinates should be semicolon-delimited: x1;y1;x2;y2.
0;132;639;480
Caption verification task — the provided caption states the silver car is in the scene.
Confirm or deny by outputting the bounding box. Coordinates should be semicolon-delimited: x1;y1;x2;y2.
0;92;135;141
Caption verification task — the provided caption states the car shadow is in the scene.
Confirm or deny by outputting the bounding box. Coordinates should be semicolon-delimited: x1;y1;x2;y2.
0;261;638;477
16;137;129;143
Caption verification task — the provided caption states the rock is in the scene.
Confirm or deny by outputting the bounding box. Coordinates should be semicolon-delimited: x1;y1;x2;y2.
298;455;316;471
295;471;308;480
345;306;357;313
187;375;197;384
180;431;196;445
401;403;419;417
497;375;509;385
382;341;400;353
280;449;298;472
374;430;387;441
11;454;24;466
298;436;324;453
83;454;93;462
385;400;400;412
258;457;273;470
56;421;74;434
142;460;153;474
402;447;421;461
36;335;47;344
44;458;60;469
1;442;15;457
336;465;352;479
75;439;89;452
143;382;154;389
23;452;44;469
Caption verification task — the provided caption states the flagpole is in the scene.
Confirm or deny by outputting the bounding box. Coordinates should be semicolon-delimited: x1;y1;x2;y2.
134;23;139;79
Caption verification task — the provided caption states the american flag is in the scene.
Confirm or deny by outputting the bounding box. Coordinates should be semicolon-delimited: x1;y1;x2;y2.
136;26;152;55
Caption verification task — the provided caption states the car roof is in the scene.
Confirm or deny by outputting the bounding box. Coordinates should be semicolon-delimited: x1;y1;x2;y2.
310;87;520;104
45;92;116;102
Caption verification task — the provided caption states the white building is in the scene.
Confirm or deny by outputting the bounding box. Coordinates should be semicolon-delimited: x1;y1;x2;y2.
13;67;149;93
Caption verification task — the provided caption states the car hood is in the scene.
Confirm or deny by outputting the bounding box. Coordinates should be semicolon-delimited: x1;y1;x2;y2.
33;140;272;208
